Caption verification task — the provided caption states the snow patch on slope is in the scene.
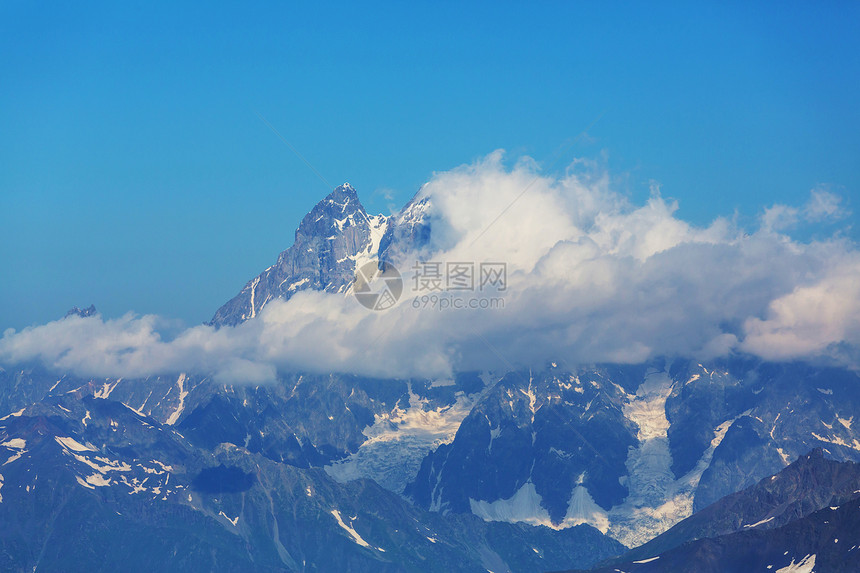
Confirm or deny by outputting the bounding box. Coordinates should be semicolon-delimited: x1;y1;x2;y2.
93;379;121;399
219;510;239;527
325;382;486;493
811;431;860;451
0;408;25;421
776;554;816;573
55;436;96;452
330;509;383;551
744;516;775;528
470;482;553;528
606;369;676;545
471;481;611;533
343;213;390;294
85;473;112;487
2;438;27;465
564;485;610;533
606;369;737;547
165;373;188;426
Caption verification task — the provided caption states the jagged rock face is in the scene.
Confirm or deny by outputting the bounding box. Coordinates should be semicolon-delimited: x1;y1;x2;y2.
0;366;206;431
210;183;388;326
0;366;481;480
405;367;641;522
406;359;860;547
688;361;860;511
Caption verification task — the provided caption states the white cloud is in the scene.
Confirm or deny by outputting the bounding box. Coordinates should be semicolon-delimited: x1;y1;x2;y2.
0;154;857;380
804;186;850;222
761;204;800;232
742;253;860;362
761;186;851;233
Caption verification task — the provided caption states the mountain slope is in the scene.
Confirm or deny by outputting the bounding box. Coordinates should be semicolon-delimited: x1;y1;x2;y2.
0;391;624;572
594;448;860;568
562;493;860;573
210;183;388;326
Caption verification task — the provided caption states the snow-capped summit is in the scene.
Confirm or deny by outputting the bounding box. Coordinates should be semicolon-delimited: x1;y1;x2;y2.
210;184;388;326
210;182;449;326
321;182;357;210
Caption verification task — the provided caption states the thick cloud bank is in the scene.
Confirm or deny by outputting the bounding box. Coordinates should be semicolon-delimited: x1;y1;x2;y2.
1;153;857;381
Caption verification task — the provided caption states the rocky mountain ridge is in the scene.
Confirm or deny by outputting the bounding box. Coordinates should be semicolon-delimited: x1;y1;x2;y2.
210;183;389;326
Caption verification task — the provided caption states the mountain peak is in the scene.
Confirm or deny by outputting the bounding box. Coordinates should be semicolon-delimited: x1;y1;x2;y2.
64;305;97;319
323;183;359;211
298;183;368;239
210;183;387;326
799;447;826;463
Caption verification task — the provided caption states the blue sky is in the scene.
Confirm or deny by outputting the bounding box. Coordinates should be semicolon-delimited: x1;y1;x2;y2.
2;1;858;330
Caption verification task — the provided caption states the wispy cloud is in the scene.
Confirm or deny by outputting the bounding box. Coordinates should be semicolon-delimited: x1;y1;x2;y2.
804;186;850;223
761;185;851;232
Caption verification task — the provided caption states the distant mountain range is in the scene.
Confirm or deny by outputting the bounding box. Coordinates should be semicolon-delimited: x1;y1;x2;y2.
2;184;859;571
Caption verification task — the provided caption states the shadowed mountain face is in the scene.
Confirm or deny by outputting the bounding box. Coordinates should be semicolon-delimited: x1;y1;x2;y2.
210;184;389;326
560;450;860;573
561;501;860;573
586;448;860;569
404;360;860;548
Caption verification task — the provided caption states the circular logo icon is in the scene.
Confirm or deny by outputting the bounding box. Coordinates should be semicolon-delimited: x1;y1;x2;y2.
353;260;403;311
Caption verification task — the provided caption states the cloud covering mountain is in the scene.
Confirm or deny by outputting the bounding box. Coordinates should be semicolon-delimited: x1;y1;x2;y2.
2;152;857;381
